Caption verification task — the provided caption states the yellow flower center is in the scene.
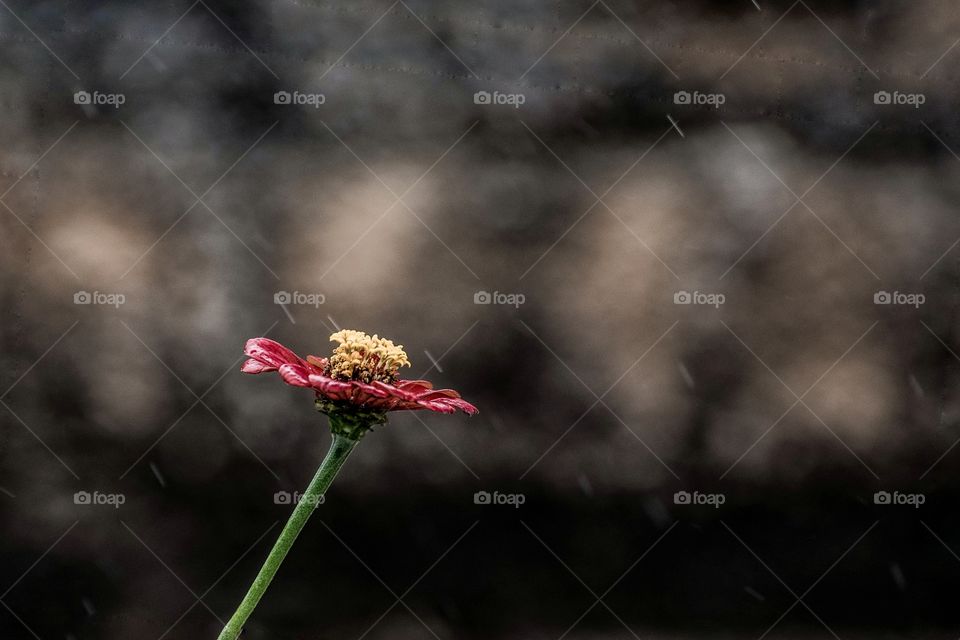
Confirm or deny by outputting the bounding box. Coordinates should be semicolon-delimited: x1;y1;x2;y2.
326;329;411;383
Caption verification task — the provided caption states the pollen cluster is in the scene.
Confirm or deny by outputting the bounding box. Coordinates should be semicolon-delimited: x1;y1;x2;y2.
326;330;411;383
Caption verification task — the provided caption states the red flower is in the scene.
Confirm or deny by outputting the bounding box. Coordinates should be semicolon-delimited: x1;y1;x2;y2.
241;334;478;416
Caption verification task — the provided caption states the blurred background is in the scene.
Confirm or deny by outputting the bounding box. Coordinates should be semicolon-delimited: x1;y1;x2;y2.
3;0;960;638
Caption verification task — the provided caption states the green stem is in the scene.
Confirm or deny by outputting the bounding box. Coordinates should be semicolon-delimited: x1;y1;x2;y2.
217;433;359;640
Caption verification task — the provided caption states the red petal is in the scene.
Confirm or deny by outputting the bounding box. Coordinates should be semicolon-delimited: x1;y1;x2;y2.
278;363;312;387
306;355;328;370
421;401;457;414
307;373;352;395
372;380;420;401
241;358;272;374
446;398;479;415
418;389;462;401
397;379;434;390
243;338;304;370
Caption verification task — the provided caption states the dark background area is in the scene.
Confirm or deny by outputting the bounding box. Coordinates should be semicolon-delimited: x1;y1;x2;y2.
3;0;960;638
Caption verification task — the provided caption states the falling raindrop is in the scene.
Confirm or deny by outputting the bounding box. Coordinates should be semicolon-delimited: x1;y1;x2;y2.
149;462;167;488
909;374;924;399
642;496;672;528
577;473;593;497
677;361;695;389
146;52;167;74
744;586;765;601
890;562;906;591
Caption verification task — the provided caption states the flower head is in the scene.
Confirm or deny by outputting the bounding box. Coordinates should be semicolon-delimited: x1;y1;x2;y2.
325;329;410;383
241;331;477;437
